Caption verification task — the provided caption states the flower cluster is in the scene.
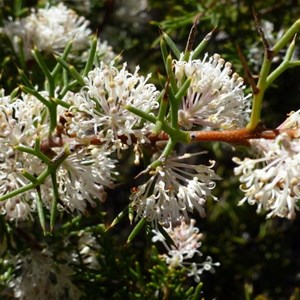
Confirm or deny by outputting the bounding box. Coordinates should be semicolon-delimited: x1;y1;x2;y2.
174;53;251;130
152;219;220;282
0;93;48;221
0;92;118;221
76;231;101;269
8;251;82;300
1;3;116;63
130;152;221;227
53;146;118;213
64;62;159;150
233;110;300;219
65;230;102;270
114;0;149;26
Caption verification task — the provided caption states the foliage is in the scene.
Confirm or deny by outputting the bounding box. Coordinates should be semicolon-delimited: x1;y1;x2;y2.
0;1;299;300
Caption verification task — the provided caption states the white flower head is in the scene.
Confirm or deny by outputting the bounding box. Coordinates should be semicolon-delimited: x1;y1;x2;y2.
65;62;159;150
2;3;91;59
0;92;118;219
53;146;118;213
77;230;101;269
152;219;220;282
130;152;221;227
233;111;300;219
8;251;82;300
0;93;48;222
0;93;48;146
174;53;251;130
187;256;220;283
96;39;118;64
114;0;149;26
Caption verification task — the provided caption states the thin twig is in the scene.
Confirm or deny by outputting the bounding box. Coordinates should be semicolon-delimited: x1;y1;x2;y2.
38;126;300;155
252;7;274;60
236;45;259;94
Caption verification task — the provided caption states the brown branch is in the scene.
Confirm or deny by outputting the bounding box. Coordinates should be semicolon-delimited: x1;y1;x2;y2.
236;45;259;94
185;16;199;53
15;227;43;251
252;7;274;60
38;127;299;155
189;128;298;144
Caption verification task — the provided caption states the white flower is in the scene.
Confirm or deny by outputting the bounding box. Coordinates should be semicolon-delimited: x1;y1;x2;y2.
96;39;118;64
77;231;101;269
187;256;220;283
174;53;251;130
65;62;159;150
233;111;300;219
2;3;91;59
8;251;82;300
0;92;118;219
152;219;220;282
277;110;300;130
114;0;149;25
130;152;221;227
53;146;118;213
0;93;47;221
0;93;48;145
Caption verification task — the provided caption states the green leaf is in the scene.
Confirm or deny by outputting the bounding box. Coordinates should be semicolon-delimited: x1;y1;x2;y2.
36;186;47;235
163;31;181;59
127;218;146;243
83;36;97;76
191;282;203;300
106;206;129;231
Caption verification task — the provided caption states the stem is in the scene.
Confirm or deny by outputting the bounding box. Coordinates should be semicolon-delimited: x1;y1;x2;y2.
153;90;168;135
126;105;189;143
265;61;289;89
16;144;51;165
160;34;169;70
127;217;147;243
36;186;46;235
50;172;59;232
166;55;178;93
18;68;34;89
246;56;272;130
59;79;78;98
83;36;97;76
163;31;181;59
32;47;54;97
52;97;71;109
107;205;129;231
0;168;50;202
247;19;300;131
160;139;176;161
56;57;85;86
48;103;58;133
0;146;71;207
51;41;73;78
191;28;215;60
175;77;191;106
266;35;298;88
272;19;300;55
169;91;179;128
190;128;298;143
21;85;50;107
192;282;203;300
